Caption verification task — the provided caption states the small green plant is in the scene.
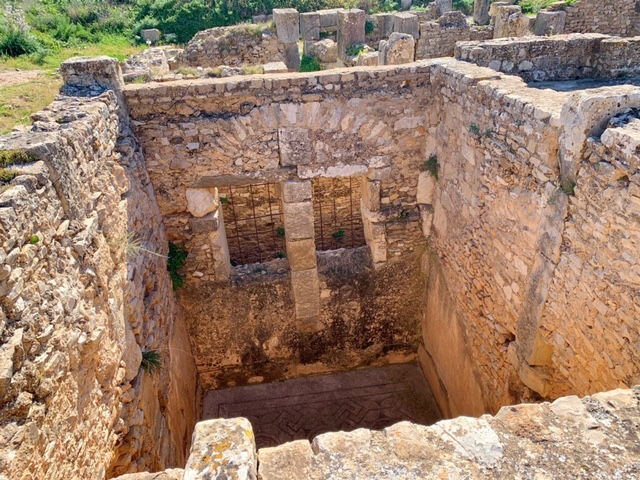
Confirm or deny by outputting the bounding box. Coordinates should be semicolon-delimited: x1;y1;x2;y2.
253;266;266;273
560;178;576;196
421;154;440;180
167;242;188;290
400;210;409;218
276;226;285;237
469;123;480;135
331;228;345;239
346;42;367;58
29;235;39;244
219;196;229;204
300;55;321;72
230;258;238;267
276;250;286;259
0;149;35;185
484;128;493;137
365;19;375;35
140;349;162;374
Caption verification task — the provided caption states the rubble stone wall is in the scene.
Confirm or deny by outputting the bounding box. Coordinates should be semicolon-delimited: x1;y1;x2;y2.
0;81;197;478
174;24;284;69
562;0;640;37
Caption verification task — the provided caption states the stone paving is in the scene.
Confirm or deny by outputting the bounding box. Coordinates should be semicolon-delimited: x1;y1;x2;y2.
202;363;441;448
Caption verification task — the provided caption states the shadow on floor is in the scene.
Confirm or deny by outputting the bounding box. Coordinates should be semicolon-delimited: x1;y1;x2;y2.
202;363;442;449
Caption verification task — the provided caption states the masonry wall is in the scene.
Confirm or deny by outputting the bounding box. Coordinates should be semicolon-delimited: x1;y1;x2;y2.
124;60;640;417
175;24;284;69
0;87;197;478
562;0;640;37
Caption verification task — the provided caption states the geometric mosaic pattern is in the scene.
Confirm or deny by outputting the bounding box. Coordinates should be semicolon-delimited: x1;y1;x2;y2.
203;364;442;449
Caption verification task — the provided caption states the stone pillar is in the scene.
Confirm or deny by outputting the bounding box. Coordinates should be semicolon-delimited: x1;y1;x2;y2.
416;171;436;238
361;169;388;269
473;0;490;25
337;9;366;63
186;187;231;281
392;12;420;39
301;12;320;56
400;0;412;10
436;0;453;16
379;32;415;65
374;12;395;38
282;180;322;331
273;8;301;71
534;10;566;36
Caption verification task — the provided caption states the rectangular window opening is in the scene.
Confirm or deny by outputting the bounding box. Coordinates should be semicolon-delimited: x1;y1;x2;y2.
218;183;285;265
312;177;366;252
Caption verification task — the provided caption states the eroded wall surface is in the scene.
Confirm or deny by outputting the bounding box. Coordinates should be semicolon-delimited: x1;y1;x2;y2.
563;0;640;37
0;66;197;478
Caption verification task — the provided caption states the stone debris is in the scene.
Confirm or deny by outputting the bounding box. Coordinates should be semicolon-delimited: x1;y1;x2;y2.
379;32;415;65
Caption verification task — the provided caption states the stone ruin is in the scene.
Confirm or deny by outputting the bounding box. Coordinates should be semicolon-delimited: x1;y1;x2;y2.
2;0;640;479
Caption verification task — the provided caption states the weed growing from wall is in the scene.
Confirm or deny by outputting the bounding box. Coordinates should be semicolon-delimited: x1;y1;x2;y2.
167;242;187;290
421;154;439;180
140;349;162;374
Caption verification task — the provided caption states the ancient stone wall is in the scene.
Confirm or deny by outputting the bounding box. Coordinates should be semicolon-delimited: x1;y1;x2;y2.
562;0;639;37
0;60;197;479
174;24;284;70
456;34;640;82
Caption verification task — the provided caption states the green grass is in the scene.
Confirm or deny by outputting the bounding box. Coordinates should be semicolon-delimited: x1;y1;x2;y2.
141;350;162;374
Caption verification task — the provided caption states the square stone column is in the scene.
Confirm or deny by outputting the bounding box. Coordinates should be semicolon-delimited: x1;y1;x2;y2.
337;9;365;63
274;8;301;70
361;168;388;269
281;180;322;330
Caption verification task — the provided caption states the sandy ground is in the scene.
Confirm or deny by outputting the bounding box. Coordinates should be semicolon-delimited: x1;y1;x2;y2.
0;69;45;87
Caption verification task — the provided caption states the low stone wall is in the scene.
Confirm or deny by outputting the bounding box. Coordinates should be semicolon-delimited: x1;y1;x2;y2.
455;33;640;82
142;387;639;480
174;23;284;69
562;0;640;37
0;59;197;479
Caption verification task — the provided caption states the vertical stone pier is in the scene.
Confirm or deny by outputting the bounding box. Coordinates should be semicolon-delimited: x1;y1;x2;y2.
273;8;301;71
337;9;365;63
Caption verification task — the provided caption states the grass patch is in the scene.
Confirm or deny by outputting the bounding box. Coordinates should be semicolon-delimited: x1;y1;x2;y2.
300;55;321;72
560;178;576;196
0;148;36;185
140;349;162;374
346;42;367;58
421;154;439;180
167;242;187;290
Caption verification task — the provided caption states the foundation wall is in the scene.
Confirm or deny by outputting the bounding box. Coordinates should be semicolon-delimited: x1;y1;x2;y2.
562;0;640;37
0;81;197;478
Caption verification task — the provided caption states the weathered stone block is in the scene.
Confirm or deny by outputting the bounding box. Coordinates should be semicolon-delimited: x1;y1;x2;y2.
534;11;566;36
291;268;320;320
309;39;338;63
189;210;220;234
337;9;366;61
374;13;395;37
183;418;257;480
209;208;231;281
279;128;313;166
141;28;161;43
361;178;381;211
282;180;312;203
473;0;491;25
393;12;419;39
186;187;218;217
318;8;342;29
401;0;412;11
300;12;320;41
60;56;124;90
417;172;436;205
273;8;300;43
287;238;318;271
379;32;415;65
263;61;288;74
283;201;315;240
436;0;453;15
356;51;379;66
284;42;301;71
258;440;315;480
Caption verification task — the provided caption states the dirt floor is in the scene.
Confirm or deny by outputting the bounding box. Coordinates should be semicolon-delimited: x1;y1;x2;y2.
203;363;442;449
0;69;45;87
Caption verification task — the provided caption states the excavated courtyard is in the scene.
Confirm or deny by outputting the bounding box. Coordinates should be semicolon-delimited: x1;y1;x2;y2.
1;1;640;479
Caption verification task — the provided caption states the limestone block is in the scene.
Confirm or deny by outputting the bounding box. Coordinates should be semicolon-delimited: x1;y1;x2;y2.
282;180;312;203
300;12;320;41
436;0;453;15
309;39;338;63
122;321;142;382
337;9;366;61
284;43;301;71
318;9;342;29
489;1;514;17
263;61;288;74
417;172;436;205
273;8;300;43
60;55;124;90
183;418;257;480
392;12;419;39
379;33;415;66
356;52;379;66
534;11;566;36
287;238;318;271
374;13;395;37
291;268;320;320
258;441;316;480
362;205;387;265
437;417;503;467
209;208;231;281
473;0;490;25
279;128;313;166
283;201;315;240
186;187;218;218
141;29;161;43
361;178;381;211
419;205;433;238
189;210;220;234
401;0;412;10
